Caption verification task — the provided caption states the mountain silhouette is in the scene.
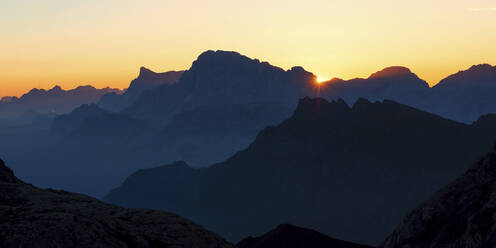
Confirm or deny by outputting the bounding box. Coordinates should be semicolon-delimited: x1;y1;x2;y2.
0;159;233;248
0;85;121;119
320;66;430;110
123;50;317;123
3;50;496;198
99;67;184;112
428;64;496;122
381;147;496;248
51;104;145;137
104;97;496;245
237;224;372;248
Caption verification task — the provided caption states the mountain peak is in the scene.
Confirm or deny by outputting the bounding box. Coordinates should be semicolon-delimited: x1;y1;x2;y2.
50;85;63;91
193;50;260;67
238;224;372;248
468;63;494;71
0;159;18;184
434;63;496;88
138;66;157;78
295;97;350;115
368;66;414;79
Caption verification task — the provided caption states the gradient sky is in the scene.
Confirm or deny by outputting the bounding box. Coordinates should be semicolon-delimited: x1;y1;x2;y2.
1;0;496;97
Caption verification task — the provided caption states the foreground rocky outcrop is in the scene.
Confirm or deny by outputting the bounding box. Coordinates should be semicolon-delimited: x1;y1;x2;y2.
238;224;372;248
0;159;233;248
381;149;496;248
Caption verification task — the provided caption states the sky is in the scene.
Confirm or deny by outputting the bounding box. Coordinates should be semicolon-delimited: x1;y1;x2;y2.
1;0;496;97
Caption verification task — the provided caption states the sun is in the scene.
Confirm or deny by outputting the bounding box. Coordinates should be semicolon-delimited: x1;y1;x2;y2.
316;76;327;84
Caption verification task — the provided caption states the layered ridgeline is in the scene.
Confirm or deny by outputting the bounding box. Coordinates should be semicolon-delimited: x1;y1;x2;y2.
98;67;184;112
3;50;496;197
238;224;372;248
0;85;121;119
0;159;233;248
321;64;496;123
381;148;496;248
13;51;313;196
105;97;496;246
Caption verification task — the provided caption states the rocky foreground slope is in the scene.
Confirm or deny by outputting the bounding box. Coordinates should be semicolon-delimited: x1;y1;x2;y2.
381;148;496;248
0;159;233;248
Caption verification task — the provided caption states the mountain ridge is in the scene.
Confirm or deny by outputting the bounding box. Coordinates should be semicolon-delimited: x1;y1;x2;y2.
105;97;496;245
0;158;234;248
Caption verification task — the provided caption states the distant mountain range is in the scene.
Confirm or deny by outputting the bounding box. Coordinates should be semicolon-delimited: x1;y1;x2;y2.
0;159;233;248
238;224;372;248
0;85;121;119
2;50;496;198
98;67;184;112
104;97;496;245
381;148;496;248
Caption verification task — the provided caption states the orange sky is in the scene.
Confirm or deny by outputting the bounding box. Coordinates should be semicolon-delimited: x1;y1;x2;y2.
1;0;495;97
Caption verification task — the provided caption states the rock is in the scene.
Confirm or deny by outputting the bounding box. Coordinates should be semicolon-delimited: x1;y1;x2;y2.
0;160;234;248
380;150;496;248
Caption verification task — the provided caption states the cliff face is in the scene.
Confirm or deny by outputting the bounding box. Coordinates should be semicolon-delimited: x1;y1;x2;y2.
381;150;496;248
0;159;233;248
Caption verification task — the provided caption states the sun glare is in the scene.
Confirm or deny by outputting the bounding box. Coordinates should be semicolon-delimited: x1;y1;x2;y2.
316;76;327;84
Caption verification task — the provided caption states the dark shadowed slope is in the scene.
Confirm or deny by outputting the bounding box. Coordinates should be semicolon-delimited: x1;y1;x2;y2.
0;85;121;118
381;148;496;248
105;97;496;245
0;159;233;248
237;224;372;248
99;67;184;112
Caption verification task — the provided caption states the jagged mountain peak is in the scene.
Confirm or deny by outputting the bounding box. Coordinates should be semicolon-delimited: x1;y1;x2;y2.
295;97;350;114
139;66;154;75
71;103;106;115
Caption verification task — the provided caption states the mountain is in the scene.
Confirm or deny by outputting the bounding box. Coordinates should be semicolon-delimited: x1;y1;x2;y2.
104;97;496;245
51;104;145;137
321;66;429;106
4;50;496;199
429;64;496;122
4;51;315;196
0;85;122;118
0;159;233;248
237;224;372;248
155;102;294;167
380;147;496;248
318;63;496;123
123;50;317;123
99;67;184;112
